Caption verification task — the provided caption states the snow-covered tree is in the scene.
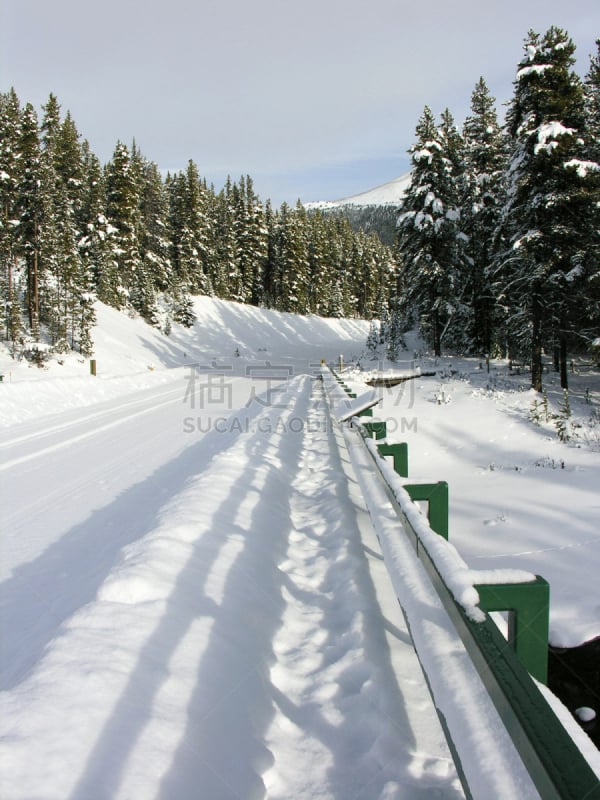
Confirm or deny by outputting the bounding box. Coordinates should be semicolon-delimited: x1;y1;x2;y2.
397;106;469;355
105;141;142;309
17;102;45;339
582;40;600;338
366;320;379;358
0;90;25;351
276;201;310;314
462;78;507;355
493;27;600;390
584;40;600;161
1;87;404;343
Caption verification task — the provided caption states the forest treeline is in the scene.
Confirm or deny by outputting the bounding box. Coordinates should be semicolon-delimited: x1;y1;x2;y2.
1;26;599;392
388;27;600;390
0;92;396;359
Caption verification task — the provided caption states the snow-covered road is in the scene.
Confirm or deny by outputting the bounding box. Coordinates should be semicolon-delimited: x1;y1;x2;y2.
2;297;598;798
1;370;472;799
1;371;251;688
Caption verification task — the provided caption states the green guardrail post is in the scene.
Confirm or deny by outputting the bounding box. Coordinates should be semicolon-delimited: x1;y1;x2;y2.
475;578;550;684
348;392;357;398
363;421;387;440
377;442;409;477
357;406;373;418
404;481;449;539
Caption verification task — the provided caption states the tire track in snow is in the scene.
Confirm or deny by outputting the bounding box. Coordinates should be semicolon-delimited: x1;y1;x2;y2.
0;382;185;451
0;387;185;472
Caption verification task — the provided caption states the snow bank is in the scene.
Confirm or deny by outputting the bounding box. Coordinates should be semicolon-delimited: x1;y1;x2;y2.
0;297;369;427
362;435;536;621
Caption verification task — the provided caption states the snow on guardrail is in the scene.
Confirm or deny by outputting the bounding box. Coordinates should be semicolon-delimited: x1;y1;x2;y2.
362;435;537;622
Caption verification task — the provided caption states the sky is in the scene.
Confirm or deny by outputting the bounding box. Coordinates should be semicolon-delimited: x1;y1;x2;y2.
1;0;599;207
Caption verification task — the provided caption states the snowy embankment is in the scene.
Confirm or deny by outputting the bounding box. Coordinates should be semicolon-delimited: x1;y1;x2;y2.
340;353;600;651
0;297;369;427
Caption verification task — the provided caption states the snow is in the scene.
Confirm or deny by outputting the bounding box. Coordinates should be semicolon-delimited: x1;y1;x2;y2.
0;300;467;800
564;158;600;177
414;149;433;164
534;121;575;155
340;416;543;798
1;303;599;797
516;63;552;79
341;353;600;650
360;434;535;623
306;172;412;209
362;367;422;383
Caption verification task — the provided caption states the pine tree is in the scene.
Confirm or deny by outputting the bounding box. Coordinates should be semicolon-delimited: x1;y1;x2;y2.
366;320;379;358
0;90;25;350
493;27;599;391
581;40;600;342
462;78;507;355
17;102;44;339
79;143;116;306
138;158;172;323
2;86;415;345
56;112;85;214
262;199;279;308
555;388;573;441
584;40;600;160
397;106;468;355
40;96;96;351
37;95;64;345
240;175;268;306
332;215;357;318
386;298;405;361
166;172;187;289
182;160;212;296
274;201;310;314
213;180;240;301
105;141;142;308
306;210;328;313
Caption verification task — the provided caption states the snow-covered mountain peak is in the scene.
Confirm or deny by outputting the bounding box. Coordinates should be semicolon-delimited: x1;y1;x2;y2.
306;172;411;210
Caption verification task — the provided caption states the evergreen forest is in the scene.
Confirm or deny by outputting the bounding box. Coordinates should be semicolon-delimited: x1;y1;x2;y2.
393;27;600;390
1;26;599;392
0;93;396;362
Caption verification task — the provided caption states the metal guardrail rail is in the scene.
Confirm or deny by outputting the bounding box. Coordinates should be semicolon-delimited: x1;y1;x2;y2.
327;366;600;800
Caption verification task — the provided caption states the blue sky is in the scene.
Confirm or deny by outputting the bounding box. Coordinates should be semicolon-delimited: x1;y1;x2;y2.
1;0;598;207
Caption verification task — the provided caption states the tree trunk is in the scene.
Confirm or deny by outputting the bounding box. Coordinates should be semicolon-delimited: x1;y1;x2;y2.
433;310;441;357
483;302;492;357
27;222;41;335
32;243;40;339
531;300;543;392
7;253;12;341
559;327;568;390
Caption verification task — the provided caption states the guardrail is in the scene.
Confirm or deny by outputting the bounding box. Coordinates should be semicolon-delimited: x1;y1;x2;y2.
328;366;600;800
